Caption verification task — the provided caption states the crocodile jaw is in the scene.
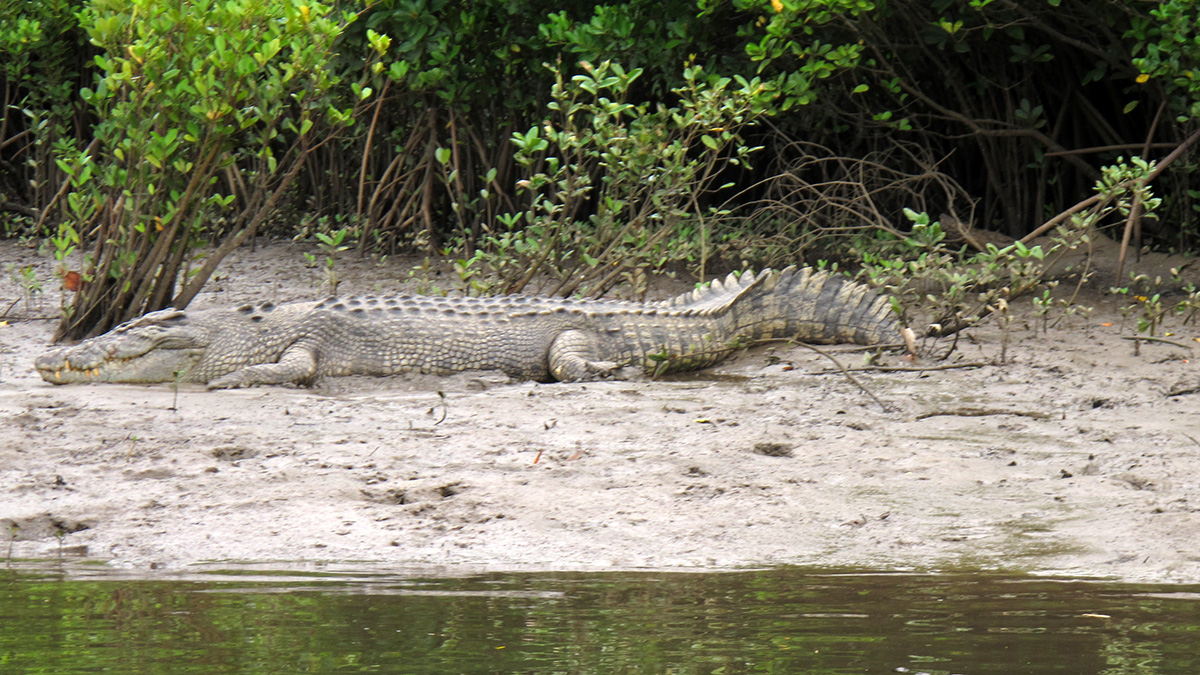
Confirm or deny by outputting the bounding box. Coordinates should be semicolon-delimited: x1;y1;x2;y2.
36;343;206;384
35;309;211;384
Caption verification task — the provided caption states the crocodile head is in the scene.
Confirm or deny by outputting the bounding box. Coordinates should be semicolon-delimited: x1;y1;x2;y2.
36;309;209;384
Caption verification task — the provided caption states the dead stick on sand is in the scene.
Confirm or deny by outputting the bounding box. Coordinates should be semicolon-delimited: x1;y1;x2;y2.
1120;336;1194;351
791;342;891;413
813;362;989;375
914;408;1052;421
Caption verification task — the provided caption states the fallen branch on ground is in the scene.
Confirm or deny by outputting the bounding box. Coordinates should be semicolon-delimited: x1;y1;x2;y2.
913;407;1052;420
812;362;989;375
1120;336;1194;351
789;342;892;413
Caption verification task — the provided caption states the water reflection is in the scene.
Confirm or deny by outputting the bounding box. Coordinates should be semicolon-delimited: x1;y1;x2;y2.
1;561;1197;674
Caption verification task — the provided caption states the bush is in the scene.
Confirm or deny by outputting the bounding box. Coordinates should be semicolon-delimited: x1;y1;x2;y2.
0;0;86;231
451;60;773;298
51;0;353;339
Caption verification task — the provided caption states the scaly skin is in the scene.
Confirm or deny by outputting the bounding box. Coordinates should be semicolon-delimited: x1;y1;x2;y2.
35;266;901;388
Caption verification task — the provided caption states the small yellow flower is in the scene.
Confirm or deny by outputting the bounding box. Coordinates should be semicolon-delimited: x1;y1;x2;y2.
771;0;784;11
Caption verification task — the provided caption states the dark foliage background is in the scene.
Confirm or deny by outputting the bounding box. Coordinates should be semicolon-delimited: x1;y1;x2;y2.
2;0;1197;337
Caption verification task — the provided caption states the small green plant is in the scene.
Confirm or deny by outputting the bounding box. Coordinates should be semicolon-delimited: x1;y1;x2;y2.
6;264;43;313
449;249;499;297
303;227;353;295
992;297;1012;364
851;209;1065;338
404;258;447;297
6;521;17;564
1052;301;1093;331
1032;289;1055;334
1110;285;1135;332
1110;268;1200;338
1176;281;1200;326
1119;274;1170;337
53;524;67;559
1136;292;1166;336
170;368;187;411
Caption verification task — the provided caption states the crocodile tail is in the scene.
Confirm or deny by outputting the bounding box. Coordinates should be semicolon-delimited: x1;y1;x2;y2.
692;266;901;346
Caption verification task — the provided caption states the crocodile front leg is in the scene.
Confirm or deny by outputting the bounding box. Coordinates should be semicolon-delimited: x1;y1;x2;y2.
206;344;319;389
547;329;620;382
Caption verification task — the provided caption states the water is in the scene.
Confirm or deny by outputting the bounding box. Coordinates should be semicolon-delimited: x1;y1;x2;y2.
2;561;1197;674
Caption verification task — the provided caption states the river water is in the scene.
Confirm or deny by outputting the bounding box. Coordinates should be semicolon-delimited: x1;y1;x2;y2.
2;560;1197;673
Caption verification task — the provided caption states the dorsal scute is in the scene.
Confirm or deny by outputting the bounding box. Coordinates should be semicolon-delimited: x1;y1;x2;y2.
121;308;187;331
662;268;775;313
301;271;821;321
234;300;276;313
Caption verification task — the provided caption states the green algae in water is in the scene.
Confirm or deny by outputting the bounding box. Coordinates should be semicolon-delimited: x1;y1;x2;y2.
1;562;1198;674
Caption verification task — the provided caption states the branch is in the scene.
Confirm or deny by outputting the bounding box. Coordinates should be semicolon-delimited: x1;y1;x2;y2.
790;342;892;413
1019;127;1200;244
172;143;313;308
1045;143;1176;157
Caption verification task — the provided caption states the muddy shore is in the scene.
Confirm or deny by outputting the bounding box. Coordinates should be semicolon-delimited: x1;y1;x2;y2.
2;239;1198;582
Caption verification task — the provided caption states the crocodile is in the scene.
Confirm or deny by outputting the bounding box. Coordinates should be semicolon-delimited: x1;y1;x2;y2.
35;266;903;389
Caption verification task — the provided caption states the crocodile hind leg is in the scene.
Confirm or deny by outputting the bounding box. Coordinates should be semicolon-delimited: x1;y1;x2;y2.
206;344;319;389
547;329;620;382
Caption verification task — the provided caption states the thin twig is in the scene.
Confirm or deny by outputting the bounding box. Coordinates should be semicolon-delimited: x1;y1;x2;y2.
813;361;989;375
1044;142;1177;157
913;407;1051;421
790;342;891;412
823;341;910;353
0;297;20;319
0;315;57;322
1120;336;1194;351
433;391;447;425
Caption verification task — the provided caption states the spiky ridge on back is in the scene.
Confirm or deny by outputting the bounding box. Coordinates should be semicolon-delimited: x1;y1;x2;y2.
659;268;765;311
657;266;900;345
230;266;898;347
